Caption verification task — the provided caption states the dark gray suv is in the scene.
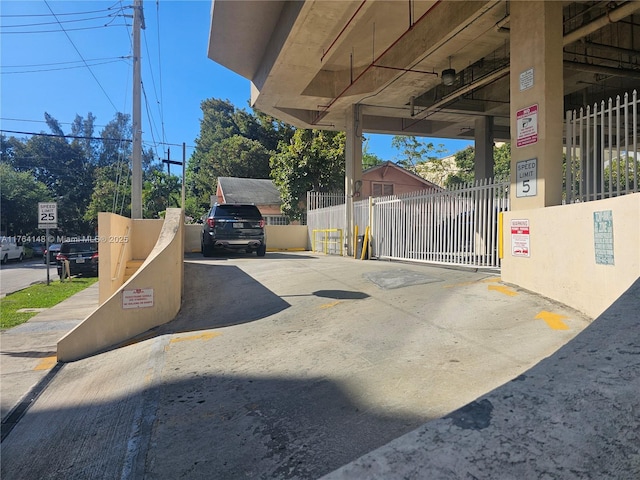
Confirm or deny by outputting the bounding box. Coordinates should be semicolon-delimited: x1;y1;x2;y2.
201;204;266;257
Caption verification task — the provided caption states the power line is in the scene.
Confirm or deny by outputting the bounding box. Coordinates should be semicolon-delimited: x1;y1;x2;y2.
1;56;130;69
155;0;167;151
43;0;120;113
0;4;121;18
0;23;130;35
2;14;118;28
1;129;132;143
1;59;129;75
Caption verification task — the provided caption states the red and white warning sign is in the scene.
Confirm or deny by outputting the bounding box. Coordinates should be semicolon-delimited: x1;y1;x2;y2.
516;104;538;148
511;219;530;257
122;288;154;309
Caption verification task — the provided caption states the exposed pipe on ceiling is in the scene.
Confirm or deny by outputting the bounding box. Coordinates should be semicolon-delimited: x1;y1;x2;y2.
321;0;368;63
564;60;640;79
563;1;640;46
312;1;444;124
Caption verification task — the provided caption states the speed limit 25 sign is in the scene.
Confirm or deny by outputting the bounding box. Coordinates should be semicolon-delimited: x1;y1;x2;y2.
38;202;58;229
516;158;537;198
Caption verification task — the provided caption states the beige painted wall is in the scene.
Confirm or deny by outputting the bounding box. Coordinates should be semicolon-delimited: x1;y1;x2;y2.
58;209;184;362
265;225;308;250
184;224;309;252
98;214;163;303
501;193;640;318
185;224;201;253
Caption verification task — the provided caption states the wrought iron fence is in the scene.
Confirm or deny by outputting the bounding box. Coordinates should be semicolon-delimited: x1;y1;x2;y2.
565;90;639;203
307;177;509;269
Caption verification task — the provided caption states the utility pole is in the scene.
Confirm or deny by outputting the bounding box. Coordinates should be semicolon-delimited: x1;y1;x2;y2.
132;0;145;218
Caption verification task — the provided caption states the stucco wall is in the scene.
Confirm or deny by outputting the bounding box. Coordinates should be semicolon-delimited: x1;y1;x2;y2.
265;225;308;250
98;214;163;303
184;224;309;253
58;209;184;362
501;193;640;318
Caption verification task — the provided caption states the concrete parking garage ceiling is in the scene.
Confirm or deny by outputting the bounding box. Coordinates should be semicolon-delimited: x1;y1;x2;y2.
209;1;640;142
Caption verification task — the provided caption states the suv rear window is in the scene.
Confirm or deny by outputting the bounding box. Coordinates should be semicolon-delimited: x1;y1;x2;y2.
61;242;98;254
213;205;262;218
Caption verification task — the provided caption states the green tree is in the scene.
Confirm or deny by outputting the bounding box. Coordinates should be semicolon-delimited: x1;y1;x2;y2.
143;171;182;218
14;125;95;235
0;163;51;236
362;136;384;170
445;143;511;188
391;135;444;172
446;146;475;187
270;129;346;220
186;98;295;217
84;164;131;227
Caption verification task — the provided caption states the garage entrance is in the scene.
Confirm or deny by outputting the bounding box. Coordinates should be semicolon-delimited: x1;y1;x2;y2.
308;176;509;270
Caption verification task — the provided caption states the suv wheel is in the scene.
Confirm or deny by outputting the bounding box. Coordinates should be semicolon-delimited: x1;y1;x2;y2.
202;241;213;257
257;244;266;257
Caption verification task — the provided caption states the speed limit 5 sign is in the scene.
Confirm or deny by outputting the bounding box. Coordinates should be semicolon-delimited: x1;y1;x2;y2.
516;158;537;197
38;202;58;229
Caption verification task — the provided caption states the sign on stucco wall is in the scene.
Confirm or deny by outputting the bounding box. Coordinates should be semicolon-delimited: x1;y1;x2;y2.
593;210;614;265
519;68;534;91
516;104;538;147
516;158;537;197
511;219;530;257
122;288;154;309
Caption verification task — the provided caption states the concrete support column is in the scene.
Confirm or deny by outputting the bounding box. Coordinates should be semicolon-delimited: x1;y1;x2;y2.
474;116;494;181
344;104;363;257
509;1;564;209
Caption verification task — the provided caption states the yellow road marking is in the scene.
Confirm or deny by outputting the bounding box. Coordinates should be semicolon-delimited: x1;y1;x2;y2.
535;311;569;330
319;301;341;309
488;284;518;296
444;277;501;288
34;356;57;371
170;332;222;344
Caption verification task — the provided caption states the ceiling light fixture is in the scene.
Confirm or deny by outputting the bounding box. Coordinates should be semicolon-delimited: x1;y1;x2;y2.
442;57;455;86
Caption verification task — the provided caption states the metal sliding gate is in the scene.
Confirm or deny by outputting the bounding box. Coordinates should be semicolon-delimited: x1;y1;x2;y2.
308;177;509;269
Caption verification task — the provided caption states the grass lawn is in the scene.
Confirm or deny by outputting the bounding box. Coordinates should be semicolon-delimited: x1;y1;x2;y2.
0;277;98;330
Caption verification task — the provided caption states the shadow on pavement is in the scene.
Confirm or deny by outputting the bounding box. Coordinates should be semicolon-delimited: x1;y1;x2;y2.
0;370;431;479
124;262;291;346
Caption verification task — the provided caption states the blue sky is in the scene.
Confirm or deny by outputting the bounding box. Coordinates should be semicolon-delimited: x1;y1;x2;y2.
1;0;472;166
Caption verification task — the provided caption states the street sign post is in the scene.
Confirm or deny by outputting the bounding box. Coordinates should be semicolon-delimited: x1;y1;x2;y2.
39;202;57;286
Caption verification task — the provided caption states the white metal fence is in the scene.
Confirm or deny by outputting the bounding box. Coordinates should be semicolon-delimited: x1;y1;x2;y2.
565;90;639;203
307;177;509;269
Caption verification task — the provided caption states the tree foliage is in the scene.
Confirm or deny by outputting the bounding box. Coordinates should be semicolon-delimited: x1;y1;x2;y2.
445;143;512;188
1;111;176;235
391;135;445;172
270;129;346;220
0;163;51;235
186;98;295;217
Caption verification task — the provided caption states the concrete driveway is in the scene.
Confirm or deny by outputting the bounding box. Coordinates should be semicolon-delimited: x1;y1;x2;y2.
1;252;591;479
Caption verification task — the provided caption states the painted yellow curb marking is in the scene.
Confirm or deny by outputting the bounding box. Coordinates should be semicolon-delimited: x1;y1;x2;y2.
320;301;341;309
34;356;57;371
488;284;518;296
536;311;569;330
170;332;222;344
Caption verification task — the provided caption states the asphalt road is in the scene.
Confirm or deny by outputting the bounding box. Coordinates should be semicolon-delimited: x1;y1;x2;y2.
1;252;592;479
0;258;56;297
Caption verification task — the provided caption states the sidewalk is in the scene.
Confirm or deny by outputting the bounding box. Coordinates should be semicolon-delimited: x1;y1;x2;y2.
0;283;99;430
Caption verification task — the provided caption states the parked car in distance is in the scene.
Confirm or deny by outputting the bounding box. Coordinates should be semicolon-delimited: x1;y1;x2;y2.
201;203;266;257
1;237;24;264
44;243;61;264
28;242;45;257
56;240;99;278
